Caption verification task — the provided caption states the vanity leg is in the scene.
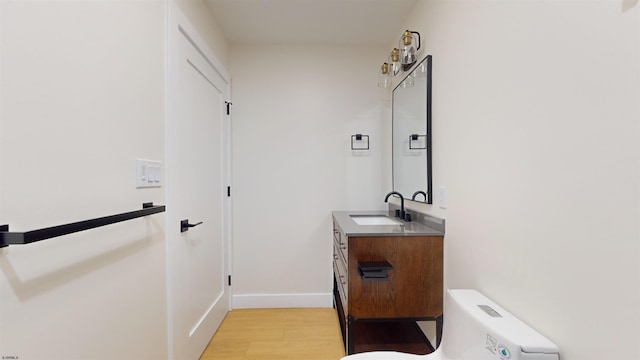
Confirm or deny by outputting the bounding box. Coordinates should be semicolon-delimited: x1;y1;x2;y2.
347;315;355;355
435;314;443;348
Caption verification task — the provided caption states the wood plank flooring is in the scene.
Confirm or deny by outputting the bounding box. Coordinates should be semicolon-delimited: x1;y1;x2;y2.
199;308;345;360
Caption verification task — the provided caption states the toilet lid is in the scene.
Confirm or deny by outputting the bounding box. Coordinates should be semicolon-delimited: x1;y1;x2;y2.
341;351;432;360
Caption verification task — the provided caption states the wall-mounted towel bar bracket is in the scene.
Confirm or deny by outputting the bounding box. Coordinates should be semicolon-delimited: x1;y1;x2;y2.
0;202;166;248
0;225;8;248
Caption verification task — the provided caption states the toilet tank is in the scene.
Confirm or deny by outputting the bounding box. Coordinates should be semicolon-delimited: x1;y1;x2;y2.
442;290;559;360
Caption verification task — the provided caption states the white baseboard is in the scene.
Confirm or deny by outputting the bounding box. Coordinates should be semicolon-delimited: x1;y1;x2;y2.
232;293;333;309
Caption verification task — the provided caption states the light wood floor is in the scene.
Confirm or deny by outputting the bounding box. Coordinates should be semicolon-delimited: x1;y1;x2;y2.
199;308;346;360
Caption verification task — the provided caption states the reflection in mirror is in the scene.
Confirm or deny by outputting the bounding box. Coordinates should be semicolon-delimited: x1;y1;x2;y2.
392;55;432;204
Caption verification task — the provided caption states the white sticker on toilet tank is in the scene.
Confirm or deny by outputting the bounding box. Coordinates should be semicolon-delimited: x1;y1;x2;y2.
485;334;497;354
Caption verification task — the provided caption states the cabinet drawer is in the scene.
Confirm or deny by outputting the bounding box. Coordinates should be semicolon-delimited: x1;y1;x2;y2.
333;243;348;307
333;219;341;244
334;261;347;309
333;221;348;265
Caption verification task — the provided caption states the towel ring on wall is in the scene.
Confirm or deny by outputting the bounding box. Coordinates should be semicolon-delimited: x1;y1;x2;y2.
351;134;370;151
409;134;427;150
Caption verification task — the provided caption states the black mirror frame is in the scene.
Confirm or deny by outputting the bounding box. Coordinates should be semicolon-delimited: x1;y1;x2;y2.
391;55;432;204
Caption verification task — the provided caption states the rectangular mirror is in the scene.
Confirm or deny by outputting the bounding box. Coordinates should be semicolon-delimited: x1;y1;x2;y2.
392;55;432;204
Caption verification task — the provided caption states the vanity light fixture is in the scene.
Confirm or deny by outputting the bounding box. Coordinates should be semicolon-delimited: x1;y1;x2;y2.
399;76;414;89
400;30;421;70
378;63;392;88
376;30;424;87
412;60;428;77
388;48;402;77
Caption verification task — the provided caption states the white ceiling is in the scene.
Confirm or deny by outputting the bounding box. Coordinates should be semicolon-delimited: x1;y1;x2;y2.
204;0;418;46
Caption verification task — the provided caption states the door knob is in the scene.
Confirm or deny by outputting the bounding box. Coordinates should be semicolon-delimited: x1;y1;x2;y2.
180;219;203;233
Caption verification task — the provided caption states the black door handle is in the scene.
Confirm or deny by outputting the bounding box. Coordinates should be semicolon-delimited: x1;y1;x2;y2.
180;219;203;233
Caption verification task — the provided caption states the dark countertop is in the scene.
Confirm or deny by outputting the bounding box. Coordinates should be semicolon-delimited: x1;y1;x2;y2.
332;211;445;237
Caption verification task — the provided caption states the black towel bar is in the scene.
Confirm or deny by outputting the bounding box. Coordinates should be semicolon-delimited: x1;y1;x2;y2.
0;202;165;248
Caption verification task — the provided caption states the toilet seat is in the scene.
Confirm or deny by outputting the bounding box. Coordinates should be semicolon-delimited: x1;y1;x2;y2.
341;352;423;359
340;348;441;360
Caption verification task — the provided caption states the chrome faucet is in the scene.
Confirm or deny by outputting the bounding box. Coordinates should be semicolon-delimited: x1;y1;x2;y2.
411;190;427;201
384;191;405;219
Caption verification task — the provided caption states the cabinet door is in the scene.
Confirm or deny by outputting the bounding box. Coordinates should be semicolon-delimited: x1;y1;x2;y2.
348;236;443;318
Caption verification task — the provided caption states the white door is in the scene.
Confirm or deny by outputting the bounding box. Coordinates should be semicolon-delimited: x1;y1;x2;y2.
167;7;231;360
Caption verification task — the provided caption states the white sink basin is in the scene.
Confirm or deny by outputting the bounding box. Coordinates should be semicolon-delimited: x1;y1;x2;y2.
350;215;403;226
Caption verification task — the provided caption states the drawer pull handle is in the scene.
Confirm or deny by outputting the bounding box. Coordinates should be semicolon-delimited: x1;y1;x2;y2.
358;261;393;282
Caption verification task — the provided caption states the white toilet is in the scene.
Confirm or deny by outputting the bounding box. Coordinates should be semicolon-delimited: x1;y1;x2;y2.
341;289;559;360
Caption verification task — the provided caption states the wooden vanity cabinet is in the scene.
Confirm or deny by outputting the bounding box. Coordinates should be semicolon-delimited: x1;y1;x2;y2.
332;216;443;355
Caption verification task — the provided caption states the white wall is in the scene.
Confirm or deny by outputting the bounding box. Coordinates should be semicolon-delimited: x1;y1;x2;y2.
174;0;229;65
0;1;167;359
392;1;640;359
229;45;389;307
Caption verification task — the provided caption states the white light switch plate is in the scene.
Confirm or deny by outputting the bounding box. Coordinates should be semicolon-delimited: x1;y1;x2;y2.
136;159;162;188
438;187;447;209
